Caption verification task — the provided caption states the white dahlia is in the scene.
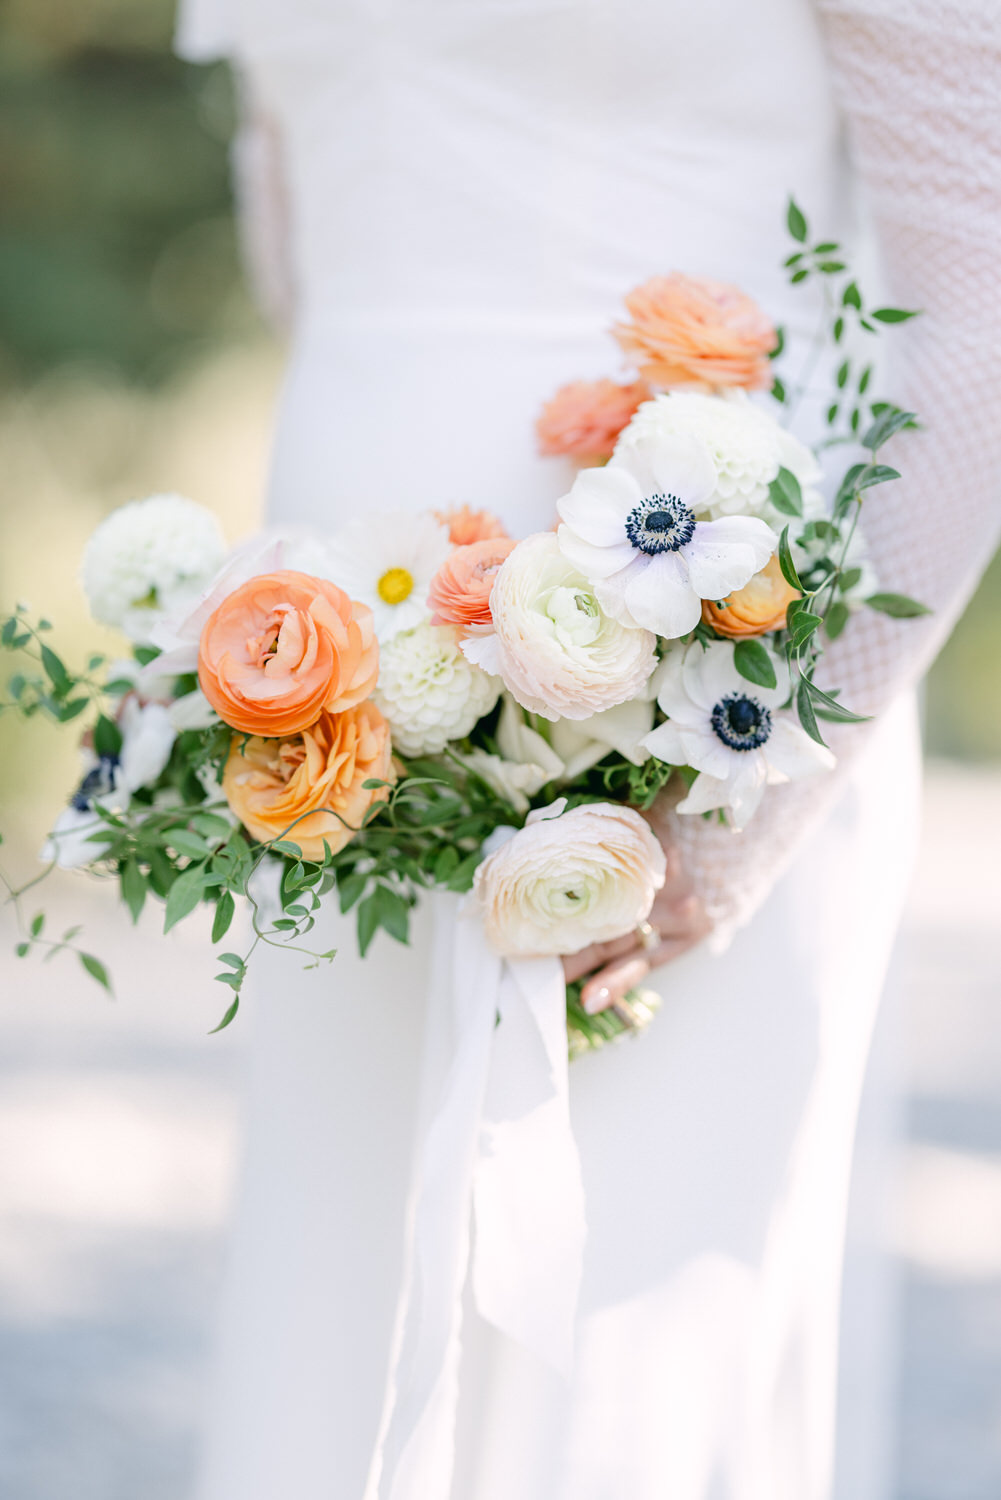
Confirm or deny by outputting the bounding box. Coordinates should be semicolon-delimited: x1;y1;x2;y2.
324;511;451;642
373;621;500;757
81;494;225;642
614;391;817;521
489;532;657;721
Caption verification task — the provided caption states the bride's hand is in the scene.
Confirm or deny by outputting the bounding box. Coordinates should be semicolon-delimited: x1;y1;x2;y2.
562;806;712;1014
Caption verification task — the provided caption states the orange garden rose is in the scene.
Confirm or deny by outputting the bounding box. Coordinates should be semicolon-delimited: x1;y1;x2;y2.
434;505;509;546
536;378;649;459
702;553;800;637
198;570;378;737
222;701;395;859
613;274;777;392
427;536;517;640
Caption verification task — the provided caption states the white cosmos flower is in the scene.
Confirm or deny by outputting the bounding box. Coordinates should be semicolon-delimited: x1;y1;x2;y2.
490;532;657;721
614;390;819;521
373;620;500;757
472;799;667;957
557;435;776;639
82;494;226;642
642;640;835;829
324;511;451;642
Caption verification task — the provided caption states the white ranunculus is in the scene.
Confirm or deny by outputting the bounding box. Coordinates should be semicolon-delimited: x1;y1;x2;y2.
557;435;776;639
373;620;500;757
642;640;835;829
472;799;667;957
82;494;226;642
117;699;176;793
324;511;452;642
614;390;793;520
489;532;657;721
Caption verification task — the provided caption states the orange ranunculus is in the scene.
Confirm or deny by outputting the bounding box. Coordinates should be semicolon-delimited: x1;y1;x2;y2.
535;378;650;460
427;537;517;640
702;554;800;638
198;570;378;737
222;700;395;858
434;504;509;546
613;274;777;392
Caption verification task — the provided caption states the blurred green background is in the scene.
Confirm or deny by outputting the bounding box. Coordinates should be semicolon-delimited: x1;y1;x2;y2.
0;0;998;842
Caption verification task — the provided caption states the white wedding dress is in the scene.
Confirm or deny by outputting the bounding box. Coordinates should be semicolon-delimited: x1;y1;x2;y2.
175;3;1001;1498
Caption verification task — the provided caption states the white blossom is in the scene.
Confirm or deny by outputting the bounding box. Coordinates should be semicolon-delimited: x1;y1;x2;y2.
373;621;500;757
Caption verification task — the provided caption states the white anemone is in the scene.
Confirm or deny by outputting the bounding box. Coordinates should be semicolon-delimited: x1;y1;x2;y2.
557;435;776;639
642;640;835;829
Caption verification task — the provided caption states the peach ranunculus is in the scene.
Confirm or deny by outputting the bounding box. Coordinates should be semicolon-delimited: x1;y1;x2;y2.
434;504;509;546
427;536;517;641
198;570;378;737
536;378;650;460
221;701;394;859
702;553;800;638
613;274;778;392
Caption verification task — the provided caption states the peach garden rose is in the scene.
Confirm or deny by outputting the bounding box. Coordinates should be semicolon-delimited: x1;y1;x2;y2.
197;570;379;738
427;536;516;641
702;553;800;638
613;274;777;392
221;700;394;859
535;378;650;460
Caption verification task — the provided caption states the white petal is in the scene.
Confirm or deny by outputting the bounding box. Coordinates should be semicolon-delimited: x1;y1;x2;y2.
646;434;718;510
556;466;639;542
616;552;702;638
557;525;637;581
764;715;836;780
642;721;686;765
682;639;740;710
461;633;503;675
684;517;777;600
679;722;737;781
675;772;732;817
723;758;769;828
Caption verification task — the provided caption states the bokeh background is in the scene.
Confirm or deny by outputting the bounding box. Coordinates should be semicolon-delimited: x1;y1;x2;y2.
0;4;998;1498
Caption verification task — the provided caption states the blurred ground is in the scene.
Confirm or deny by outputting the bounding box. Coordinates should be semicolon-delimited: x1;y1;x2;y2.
0;765;997;1500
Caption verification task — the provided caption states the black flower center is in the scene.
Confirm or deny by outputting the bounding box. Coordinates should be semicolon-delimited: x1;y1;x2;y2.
71;754;119;811
710;694;772;752
624;493;697;556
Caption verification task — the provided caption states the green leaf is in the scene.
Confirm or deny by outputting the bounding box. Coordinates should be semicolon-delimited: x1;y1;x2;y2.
818;261;846;273
788;609;822;650
865;591;932;618
777;526;804;592
838;567;863;593
446;851;483;893
337;871;368;914
790;269;809;285
861;408;917;451
871;307;919;323
733;639;778;691
79;953;112;993
833;316;844;342
771;376;786;404
1;618;17;647
165;829;214;860
164;866;208;932
826;402;839;426
93;714;123;759
375;886;411;945
209;997;240;1034
39;645;71;697
856;464;901;492
858;365;872;395
15;942;30;958
216;951;244;970
30;912;44;937
824;601;850;640
58;698;90;722
812;241;840;254
121;858;146;923
768;467;803;517
795;678;827;747
787;198;808;243
836;360;850;389
801;677;871;724
842;281;862;310
769;326;785;359
356;891;381;957
270;839;303;859
211;890;235;943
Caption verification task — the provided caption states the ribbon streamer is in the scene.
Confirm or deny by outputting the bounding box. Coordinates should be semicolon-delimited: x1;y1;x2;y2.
366;907;586;1499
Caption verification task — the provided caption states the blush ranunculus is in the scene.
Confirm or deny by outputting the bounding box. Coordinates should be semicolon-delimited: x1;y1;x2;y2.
702;553;800;638
427;537;517;640
221;701;394;858
434;505;509;546
197;570;378;737
536;379;650;460
613;275;777;392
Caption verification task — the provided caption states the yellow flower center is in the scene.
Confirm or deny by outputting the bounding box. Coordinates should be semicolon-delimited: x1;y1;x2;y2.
377;567;414;606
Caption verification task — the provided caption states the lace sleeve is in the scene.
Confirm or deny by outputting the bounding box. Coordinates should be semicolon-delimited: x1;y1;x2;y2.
674;0;1001;935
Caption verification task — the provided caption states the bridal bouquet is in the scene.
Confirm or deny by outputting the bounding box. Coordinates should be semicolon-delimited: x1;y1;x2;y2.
1;202;927;1050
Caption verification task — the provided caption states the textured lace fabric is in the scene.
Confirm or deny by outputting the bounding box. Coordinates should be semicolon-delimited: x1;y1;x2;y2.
675;0;1001;934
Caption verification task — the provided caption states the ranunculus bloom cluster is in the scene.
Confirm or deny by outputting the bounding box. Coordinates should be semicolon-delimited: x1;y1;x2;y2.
702;554;799;637
221;700;394;859
428;537;516;641
473;800;667;957
535;378;650;460
613;274;777;392
198;570;378;737
489;532;657;721
434;504;509;546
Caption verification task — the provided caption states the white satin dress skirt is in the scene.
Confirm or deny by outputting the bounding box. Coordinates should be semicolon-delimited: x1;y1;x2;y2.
172;1;924;1495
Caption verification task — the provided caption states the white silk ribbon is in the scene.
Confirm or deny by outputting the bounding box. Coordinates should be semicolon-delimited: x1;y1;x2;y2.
366;907;586;1500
